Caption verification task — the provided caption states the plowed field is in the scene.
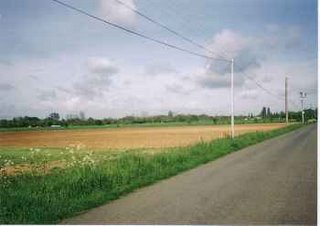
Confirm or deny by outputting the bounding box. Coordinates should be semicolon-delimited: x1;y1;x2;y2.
0;123;286;149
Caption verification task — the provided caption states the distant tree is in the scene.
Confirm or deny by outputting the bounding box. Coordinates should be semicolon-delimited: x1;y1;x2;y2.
260;107;267;118
87;117;95;125
212;118;217;124
49;112;60;121
168;110;173;118
267;107;271;118
95;120;103;125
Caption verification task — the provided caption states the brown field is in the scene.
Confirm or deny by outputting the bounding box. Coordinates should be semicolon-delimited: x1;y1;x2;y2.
0;123;286;150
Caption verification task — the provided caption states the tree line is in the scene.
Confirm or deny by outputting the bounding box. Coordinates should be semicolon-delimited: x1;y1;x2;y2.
0;108;317;128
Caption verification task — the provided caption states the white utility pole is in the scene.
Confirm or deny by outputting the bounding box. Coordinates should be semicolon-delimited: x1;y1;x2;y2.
231;59;235;139
300;92;307;124
285;77;288;124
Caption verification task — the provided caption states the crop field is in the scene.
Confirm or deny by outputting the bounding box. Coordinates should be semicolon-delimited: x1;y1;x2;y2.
0;123;286;149
0;123;303;224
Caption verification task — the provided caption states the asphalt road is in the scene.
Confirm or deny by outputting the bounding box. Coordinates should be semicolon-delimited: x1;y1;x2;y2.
63;124;317;225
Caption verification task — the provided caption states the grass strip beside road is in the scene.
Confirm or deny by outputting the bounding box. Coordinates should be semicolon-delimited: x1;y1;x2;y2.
0;123;304;224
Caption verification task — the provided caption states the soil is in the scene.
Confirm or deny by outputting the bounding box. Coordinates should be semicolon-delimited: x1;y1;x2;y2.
0;123;286;149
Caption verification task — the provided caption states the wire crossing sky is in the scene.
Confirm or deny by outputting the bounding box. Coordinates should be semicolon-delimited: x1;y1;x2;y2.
112;0;227;60
0;0;317;118
52;0;229;62
110;0;294;106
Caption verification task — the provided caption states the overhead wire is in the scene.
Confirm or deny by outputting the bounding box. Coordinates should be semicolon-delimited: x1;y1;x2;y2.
52;0;305;111
112;0;291;106
112;0;227;60
50;0;229;62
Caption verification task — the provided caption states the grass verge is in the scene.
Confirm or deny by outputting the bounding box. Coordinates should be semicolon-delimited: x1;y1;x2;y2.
0;123;304;223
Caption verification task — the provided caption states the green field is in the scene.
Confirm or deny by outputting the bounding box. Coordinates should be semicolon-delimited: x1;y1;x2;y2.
0;123;304;223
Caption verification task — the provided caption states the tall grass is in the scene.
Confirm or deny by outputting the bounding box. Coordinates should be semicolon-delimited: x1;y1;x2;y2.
0;124;303;224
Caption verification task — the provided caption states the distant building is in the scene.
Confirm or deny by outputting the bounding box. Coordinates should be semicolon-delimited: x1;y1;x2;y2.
79;111;85;120
50;125;61;128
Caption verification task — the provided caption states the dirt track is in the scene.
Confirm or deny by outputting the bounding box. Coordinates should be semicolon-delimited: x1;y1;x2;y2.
0;123;286;149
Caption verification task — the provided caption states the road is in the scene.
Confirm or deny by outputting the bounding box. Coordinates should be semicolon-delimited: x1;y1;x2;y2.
63;124;317;225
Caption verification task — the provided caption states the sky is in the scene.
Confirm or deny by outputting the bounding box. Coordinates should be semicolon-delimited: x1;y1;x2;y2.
0;0;317;119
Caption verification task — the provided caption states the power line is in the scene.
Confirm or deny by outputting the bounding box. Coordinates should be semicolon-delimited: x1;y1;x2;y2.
234;63;301;109
51;0;303;110
50;0;229;63
234;63;283;99
125;0;309;108
52;0;275;99
113;0;227;60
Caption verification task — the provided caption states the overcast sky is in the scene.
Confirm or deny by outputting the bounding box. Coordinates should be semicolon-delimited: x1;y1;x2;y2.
0;0;317;119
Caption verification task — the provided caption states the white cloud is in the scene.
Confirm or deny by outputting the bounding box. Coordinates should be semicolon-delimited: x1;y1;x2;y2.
0;24;315;119
207;29;248;59
87;57;118;75
195;30;258;89
144;62;176;76
197;26;306;90
205;30;261;75
99;0;137;27
73;57;119;100
38;90;56;101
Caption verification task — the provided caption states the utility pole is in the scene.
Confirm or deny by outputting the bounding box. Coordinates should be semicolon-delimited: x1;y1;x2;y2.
231;59;234;139
300;92;307;124
285;77;288;124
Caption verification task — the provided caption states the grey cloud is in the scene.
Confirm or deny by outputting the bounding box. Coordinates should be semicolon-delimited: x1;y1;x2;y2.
207;49;261;75
56;86;72;94
144;62;176;76
198;73;244;89
74;82;101;100
165;83;191;95
28;74;41;81
73;57;119;100
260;75;273;83
87;57;118;74
88;62;118;75
0;59;12;66
74;72;114;99
240;90;259;100
0;83;14;91
0;103;16;119
234;50;261;72
38;90;56;101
